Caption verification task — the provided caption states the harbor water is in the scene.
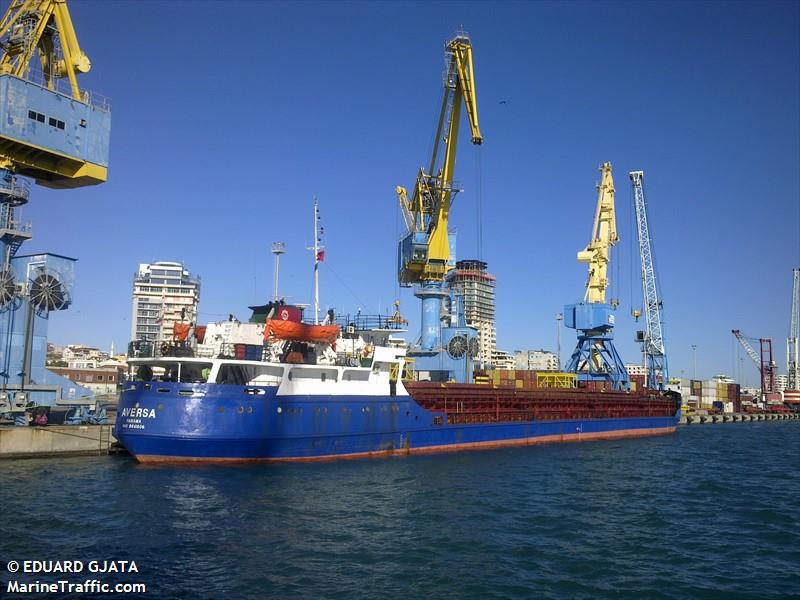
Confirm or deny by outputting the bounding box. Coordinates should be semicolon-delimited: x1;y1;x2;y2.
2;421;799;599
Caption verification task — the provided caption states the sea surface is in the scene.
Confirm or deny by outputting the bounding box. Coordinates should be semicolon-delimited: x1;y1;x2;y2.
2;421;799;599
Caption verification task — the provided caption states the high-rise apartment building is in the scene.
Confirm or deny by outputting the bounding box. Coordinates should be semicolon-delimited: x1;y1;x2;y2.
446;259;496;365
131;262;200;342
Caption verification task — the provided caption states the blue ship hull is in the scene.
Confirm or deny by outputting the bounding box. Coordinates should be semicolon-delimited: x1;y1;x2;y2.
114;382;680;463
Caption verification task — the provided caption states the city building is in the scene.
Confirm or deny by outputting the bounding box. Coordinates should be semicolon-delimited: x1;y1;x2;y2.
490;349;516;370
131;261;200;343
47;365;125;395
446;259;496;366
625;363;647;377
516;349;559;371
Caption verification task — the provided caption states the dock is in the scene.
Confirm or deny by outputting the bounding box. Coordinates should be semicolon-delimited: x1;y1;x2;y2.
682;412;800;425
0;424;119;459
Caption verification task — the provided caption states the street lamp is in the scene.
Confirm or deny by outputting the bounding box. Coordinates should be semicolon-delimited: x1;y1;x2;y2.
271;242;286;301
691;344;697;380
556;313;564;370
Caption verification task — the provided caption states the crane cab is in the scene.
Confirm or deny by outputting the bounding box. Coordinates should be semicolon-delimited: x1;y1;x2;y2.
0;74;110;188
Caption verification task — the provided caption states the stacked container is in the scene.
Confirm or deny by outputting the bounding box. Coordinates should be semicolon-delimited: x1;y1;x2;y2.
481;369;539;389
702;380;717;408
476;370;580;390
233;343;263;361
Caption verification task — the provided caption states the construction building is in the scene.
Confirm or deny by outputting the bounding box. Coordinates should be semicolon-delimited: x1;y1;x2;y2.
446;259;496;365
131;261;200;343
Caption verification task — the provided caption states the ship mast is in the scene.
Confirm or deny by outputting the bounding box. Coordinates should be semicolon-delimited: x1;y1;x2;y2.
311;198;324;324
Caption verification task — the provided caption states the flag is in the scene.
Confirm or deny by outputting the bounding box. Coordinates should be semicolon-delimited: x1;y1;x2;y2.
316;250;325;263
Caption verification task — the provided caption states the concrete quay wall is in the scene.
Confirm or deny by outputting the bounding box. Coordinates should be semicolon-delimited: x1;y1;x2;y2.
0;425;117;459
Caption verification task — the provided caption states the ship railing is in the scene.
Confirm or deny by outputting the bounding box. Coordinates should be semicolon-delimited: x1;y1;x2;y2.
12;68;112;112
0;176;30;203
334;314;406;332
127;340;195;359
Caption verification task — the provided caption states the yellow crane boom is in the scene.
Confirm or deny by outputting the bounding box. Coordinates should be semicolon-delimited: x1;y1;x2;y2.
0;0;91;101
397;33;482;286
577;162;618;304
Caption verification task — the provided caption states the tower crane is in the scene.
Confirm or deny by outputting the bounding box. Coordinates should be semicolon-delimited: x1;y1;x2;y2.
732;329;779;403
788;268;799;391
396;32;482;382
629;171;668;390
0;0;110;421
564;162;629;390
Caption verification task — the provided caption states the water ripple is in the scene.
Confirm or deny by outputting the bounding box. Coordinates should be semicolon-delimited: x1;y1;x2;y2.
1;422;799;598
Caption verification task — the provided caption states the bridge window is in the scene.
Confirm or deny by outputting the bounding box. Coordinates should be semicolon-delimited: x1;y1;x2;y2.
48;117;65;130
28;110;45;123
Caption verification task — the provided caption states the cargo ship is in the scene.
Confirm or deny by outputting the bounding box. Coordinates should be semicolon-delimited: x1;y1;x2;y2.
114;310;681;463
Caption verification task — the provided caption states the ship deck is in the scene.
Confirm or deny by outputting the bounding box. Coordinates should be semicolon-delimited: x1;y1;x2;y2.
405;382;679;424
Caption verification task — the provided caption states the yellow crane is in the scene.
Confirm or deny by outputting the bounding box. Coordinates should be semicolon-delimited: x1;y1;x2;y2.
577;162;619;304
564;162;629;390
0;0;109;188
396;32;482;286
396;32;483;375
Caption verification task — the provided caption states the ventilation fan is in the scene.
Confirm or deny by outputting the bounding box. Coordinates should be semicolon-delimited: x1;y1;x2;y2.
29;270;68;312
0;266;17;310
468;337;480;359
447;334;467;359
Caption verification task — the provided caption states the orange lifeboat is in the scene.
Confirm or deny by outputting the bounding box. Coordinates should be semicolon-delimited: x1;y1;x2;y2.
173;323;191;341
265;319;340;345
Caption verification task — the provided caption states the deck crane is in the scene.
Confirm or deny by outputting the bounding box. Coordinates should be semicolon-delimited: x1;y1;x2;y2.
0;0;110;421
788;268;799;391
629;171;668;390
396;32;482;382
564;162;630;390
732;330;780;403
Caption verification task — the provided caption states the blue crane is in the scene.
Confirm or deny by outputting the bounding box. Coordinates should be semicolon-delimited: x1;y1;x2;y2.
629;171;668;390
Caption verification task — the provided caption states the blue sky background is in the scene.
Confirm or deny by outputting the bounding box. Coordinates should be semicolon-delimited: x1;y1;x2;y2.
24;1;798;384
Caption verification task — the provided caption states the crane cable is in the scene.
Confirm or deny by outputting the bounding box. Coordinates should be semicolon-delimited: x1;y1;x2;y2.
629;183;636;315
475;144;483;260
394;186;400;302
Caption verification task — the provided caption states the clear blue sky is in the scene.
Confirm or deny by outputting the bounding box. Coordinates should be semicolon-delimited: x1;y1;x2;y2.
26;1;798;384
